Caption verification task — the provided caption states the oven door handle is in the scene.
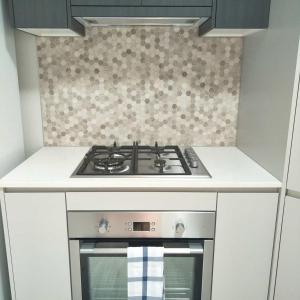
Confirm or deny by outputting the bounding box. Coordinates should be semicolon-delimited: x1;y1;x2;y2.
79;242;204;255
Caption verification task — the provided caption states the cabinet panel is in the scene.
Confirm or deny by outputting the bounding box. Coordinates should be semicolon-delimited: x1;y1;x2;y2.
4;193;71;300
67;192;217;211
212;193;278;300
72;6;212;17
287;79;300;192
142;0;212;6
215;0;270;28
12;0;68;28
71;0;141;5
275;196;300;300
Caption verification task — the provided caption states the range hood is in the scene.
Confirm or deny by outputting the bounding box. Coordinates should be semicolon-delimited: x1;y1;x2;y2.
71;5;212;30
75;17;208;27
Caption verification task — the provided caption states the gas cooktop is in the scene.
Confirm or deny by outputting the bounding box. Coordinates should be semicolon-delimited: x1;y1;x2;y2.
72;142;211;177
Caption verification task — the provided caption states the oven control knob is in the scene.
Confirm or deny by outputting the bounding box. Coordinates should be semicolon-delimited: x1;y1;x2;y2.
175;222;185;234
98;219;109;234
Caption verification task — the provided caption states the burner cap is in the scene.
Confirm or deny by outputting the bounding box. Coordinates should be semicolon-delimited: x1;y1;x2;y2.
154;158;166;168
93;153;126;171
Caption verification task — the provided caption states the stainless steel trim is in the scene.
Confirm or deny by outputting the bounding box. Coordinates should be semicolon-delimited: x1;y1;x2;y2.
74;17;207;27
68;211;216;239
70;240;213;298
69;240;83;300
71;173;212;178
70;146;211;178
79;242;204;255
183;147;211;177
201;240;214;300
68;211;215;299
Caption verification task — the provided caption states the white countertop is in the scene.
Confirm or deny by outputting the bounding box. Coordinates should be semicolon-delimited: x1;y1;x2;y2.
0;147;281;191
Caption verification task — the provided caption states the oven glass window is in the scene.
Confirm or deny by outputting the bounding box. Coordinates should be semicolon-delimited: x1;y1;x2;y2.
80;255;203;300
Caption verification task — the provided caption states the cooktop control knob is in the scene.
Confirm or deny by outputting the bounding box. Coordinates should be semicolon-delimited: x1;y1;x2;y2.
175;222;185;234
190;160;199;168
184;148;199;169
98;219;109;234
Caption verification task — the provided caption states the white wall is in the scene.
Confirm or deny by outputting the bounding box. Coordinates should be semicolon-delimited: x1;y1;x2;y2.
237;0;300;180
0;1;25;176
15;30;44;157
0;0;25;298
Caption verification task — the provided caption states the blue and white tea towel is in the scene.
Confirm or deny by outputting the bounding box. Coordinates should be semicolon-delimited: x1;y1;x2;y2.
128;247;164;300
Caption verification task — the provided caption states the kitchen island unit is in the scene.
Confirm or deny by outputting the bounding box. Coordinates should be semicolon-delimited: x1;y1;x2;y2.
0;146;281;300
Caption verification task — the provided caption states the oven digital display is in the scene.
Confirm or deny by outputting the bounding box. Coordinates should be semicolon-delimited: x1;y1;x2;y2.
133;222;150;231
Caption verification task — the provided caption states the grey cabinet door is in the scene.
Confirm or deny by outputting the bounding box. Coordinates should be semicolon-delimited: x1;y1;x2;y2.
71;0;211;6
142;0;212;6
275;196;300;300
12;0;68;28
71;0;141;5
215;0;270;28
72;6;212;17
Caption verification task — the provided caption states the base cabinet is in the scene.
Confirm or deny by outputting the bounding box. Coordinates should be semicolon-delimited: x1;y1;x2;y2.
3;193;72;300
212;193;278;300
274;196;300;300
1;192;279;300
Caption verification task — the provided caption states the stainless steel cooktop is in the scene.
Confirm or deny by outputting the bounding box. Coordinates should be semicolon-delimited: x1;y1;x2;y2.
72;142;211;178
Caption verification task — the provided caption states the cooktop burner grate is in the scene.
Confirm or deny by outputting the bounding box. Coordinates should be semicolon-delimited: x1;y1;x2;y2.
74;142;192;176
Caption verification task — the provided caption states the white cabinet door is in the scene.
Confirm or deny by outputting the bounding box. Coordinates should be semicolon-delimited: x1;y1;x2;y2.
4;193;71;300
287;79;300;192
212;193;278;300
274;196;300;300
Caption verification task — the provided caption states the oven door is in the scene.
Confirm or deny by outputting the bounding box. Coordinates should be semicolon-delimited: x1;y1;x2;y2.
69;240;214;300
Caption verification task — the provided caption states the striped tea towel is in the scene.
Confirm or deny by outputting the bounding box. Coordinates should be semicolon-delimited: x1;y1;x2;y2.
128;247;164;300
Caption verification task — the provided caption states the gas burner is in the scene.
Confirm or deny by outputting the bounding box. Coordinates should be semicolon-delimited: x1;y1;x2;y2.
154;158;166;168
93;153;128;173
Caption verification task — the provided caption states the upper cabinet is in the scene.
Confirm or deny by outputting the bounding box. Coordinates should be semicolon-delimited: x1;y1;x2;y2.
215;0;270;29
141;0;212;6
9;0;85;36
71;0;212;6
9;0;271;37
204;0;271;36
71;0;142;5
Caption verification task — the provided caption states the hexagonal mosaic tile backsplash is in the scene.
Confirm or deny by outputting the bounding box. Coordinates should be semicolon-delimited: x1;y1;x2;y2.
37;27;242;146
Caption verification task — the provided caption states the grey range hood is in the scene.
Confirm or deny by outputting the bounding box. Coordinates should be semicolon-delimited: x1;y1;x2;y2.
71;4;212;30
75;17;208;27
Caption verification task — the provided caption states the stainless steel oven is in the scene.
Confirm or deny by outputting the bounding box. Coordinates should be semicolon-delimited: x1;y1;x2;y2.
68;211;215;300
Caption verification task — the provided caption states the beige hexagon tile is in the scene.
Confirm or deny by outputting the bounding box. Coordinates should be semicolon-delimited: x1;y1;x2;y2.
36;27;243;146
